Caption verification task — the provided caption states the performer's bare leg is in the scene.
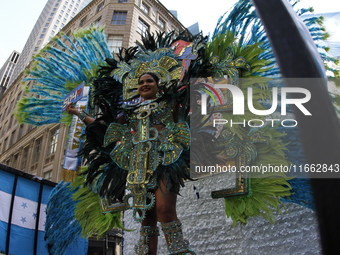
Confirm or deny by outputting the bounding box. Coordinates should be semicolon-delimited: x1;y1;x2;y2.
137;177;177;255
141;205;158;255
154;179;195;254
155;179;178;245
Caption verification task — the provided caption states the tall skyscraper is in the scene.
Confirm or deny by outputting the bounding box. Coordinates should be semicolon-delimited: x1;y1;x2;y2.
9;0;92;87
0;51;20;97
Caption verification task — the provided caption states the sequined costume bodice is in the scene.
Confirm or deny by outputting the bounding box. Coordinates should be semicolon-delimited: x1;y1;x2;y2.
103;98;190;222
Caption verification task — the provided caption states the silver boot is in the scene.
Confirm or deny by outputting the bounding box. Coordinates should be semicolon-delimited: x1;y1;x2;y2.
134;225;160;255
161;220;196;255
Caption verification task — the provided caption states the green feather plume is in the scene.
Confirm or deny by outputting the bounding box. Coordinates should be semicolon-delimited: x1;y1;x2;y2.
71;173;128;238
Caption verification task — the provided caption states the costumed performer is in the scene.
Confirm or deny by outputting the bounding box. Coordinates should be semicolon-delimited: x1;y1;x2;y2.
67;72;195;255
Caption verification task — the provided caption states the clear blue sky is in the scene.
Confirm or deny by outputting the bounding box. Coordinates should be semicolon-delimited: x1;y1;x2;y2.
0;0;339;67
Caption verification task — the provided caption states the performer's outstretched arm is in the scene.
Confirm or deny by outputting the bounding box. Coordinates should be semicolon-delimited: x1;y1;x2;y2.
66;103;95;125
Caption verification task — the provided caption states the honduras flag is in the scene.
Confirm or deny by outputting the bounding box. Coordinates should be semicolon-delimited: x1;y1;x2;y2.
0;164;87;255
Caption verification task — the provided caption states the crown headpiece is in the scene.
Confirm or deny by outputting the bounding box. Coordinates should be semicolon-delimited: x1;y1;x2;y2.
112;48;182;100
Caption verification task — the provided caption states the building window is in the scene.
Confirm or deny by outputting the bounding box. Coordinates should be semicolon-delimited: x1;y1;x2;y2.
96;2;104;13
79;16;87;26
137;18;149;35
28;125;34;132
10;129;16;146
141;3;149;14
158;18;165;30
3;137;7;153
10;100;15;112
21;146;29;170
118;0;127;2
8;115;13;128
16;91;22;101
45;23;50;27
18;124;24;138
44;171;52;180
111;11;127;25
107;35;123;54
50;13;54;16
48;128;59;155
93;17;102;26
13;153;19;169
32;137;42;164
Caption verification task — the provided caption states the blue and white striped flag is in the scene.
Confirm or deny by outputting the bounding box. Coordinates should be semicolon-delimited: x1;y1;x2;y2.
0;166;87;255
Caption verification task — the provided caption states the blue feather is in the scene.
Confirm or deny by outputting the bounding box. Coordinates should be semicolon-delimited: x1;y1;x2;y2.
45;182;84;255
17;27;113;126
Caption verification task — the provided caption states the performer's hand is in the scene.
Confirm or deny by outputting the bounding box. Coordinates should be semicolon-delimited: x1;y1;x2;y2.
66;103;79;115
